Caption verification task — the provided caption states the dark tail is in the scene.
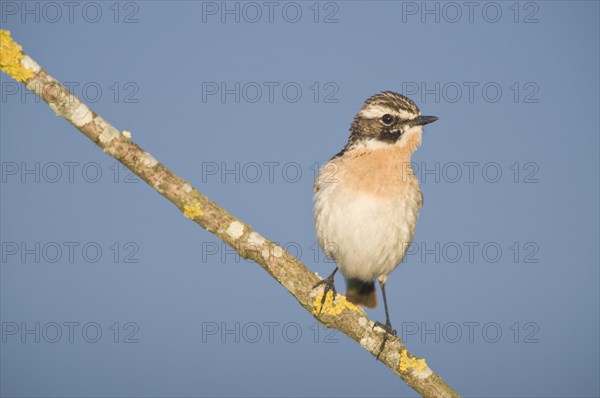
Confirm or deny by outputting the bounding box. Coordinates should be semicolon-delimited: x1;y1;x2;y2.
345;278;377;308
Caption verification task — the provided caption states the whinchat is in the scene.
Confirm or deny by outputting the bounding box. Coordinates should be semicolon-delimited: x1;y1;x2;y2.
313;91;438;357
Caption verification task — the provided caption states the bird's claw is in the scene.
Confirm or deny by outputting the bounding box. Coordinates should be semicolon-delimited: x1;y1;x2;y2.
313;273;337;314
373;320;397;360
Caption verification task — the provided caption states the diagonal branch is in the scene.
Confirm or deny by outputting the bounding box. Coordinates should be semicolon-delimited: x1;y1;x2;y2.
0;30;460;398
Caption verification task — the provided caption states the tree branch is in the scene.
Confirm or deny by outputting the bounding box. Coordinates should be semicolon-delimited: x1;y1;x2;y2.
0;30;460;398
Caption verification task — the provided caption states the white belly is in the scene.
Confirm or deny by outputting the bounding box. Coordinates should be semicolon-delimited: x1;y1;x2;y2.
314;179;421;282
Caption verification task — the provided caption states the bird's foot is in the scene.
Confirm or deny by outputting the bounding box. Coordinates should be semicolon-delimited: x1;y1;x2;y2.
373;320;397;360
313;270;338;314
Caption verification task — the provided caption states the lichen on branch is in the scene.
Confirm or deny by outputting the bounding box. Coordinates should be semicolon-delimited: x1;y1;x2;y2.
0;30;34;82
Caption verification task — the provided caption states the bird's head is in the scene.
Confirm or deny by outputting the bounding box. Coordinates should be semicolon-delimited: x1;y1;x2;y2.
348;91;437;152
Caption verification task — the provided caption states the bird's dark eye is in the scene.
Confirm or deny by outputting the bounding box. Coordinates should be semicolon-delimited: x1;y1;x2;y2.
381;114;395;125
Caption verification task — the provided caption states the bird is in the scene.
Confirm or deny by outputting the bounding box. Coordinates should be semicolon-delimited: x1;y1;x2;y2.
313;91;438;357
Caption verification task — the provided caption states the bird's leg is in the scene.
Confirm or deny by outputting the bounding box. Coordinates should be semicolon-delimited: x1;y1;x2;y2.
313;267;338;313
373;279;397;360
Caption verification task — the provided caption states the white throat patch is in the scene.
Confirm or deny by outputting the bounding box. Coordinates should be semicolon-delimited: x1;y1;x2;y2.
351;125;423;150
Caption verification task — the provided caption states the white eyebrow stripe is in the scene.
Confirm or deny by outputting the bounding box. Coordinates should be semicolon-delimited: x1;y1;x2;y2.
358;104;417;120
358;105;395;119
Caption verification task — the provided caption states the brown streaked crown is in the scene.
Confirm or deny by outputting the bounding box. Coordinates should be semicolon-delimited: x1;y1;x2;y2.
362;91;420;115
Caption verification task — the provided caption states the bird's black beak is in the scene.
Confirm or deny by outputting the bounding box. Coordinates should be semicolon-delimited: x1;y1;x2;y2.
409;115;438;126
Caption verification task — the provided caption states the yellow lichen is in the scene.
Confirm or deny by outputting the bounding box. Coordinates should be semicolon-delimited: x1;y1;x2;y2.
122;130;132;139
0;30;34;82
183;202;203;219
399;348;427;373
312;290;360;316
